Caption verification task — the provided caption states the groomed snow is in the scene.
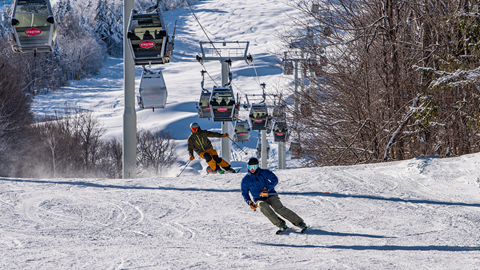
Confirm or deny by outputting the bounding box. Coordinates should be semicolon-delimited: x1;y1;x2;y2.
3;0;480;269
1;154;480;269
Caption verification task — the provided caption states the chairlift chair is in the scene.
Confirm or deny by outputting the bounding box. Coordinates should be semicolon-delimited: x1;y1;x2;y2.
196;90;213;119
9;0;57;54
249;103;270;130
209;86;238;122
234;120;251;142
273;121;289;142
127;8;173;65
289;141;301;159
137;70;167;110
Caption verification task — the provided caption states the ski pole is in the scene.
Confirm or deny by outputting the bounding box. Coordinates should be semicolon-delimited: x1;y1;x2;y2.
228;137;248;155
176;159;192;177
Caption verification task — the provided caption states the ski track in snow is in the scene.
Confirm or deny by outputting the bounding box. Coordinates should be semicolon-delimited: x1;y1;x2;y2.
2;156;480;268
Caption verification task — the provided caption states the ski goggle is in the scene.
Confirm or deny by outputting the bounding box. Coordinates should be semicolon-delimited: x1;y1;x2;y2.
191;127;198;132
247;164;258;170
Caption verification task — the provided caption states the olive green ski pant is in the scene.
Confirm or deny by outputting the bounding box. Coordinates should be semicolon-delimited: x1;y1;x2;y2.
256;195;303;228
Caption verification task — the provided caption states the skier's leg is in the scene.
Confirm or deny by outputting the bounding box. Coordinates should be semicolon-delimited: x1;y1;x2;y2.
206;148;231;169
256;200;286;227
201;152;217;171
267;195;303;226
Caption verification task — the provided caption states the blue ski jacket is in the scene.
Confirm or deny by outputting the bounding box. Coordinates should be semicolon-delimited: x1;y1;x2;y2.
241;168;278;203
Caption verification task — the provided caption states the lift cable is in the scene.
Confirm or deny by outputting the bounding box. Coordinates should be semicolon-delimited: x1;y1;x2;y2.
184;0;223;60
184;0;261;104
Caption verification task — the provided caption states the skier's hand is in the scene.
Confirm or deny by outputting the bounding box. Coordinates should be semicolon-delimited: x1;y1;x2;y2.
189;155;195;161
260;187;269;197
222;133;229;137
248;200;257;210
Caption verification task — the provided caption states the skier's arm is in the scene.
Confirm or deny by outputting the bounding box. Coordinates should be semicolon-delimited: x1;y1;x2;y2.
241;178;252;204
187;138;194;157
204;130;223;138
265;170;279;189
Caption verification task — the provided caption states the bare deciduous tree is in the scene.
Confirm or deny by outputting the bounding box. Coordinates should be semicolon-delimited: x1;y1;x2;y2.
137;129;177;176
277;0;480;166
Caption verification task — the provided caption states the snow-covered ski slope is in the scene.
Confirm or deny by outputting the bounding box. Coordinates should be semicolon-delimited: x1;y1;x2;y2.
2;154;480;269
7;0;480;268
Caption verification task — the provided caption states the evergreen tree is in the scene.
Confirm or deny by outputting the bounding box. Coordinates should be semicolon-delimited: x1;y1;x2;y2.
94;0;122;55
55;0;73;22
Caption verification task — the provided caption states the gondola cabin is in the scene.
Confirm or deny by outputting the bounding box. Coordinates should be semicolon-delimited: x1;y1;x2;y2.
272;106;286;120
249;103;269;130
127;8;173;65
9;0;57;54
234;120;251;142
289;141;301;159
196;91;212;119
273;121;289;142
209;86;238;122
284;61;293;75
137;70;167;110
307;58;321;75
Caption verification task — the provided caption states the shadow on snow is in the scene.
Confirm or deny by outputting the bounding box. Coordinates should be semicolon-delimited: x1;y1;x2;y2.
2;178;480;208
259;242;480;252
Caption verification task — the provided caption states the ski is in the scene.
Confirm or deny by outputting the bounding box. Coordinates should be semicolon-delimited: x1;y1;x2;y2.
276;225;288;235
219;168;241;174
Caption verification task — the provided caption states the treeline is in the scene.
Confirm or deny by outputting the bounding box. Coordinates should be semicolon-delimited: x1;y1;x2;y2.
0;0;193;177
2;105;177;178
279;0;480;166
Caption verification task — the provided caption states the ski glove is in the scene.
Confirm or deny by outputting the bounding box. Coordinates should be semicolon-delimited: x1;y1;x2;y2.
248;200;257;210
189;155;195;161
221;133;229;137
260;188;269;197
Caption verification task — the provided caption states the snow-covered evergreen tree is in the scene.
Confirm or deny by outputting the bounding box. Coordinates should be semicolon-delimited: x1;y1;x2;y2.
0;5;12;38
55;0;73;22
94;0;123;56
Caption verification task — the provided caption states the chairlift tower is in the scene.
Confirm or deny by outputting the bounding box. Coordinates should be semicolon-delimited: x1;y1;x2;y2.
123;0;136;179
283;51;308;163
198;41;250;163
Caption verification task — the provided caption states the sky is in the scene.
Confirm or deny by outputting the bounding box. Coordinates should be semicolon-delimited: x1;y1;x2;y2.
2;0;480;269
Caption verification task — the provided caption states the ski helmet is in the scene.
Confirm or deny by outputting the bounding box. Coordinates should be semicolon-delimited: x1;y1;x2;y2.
190;122;200;130
247;157;259;165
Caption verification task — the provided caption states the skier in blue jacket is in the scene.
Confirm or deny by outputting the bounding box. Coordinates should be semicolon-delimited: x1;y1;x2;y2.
241;157;308;233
